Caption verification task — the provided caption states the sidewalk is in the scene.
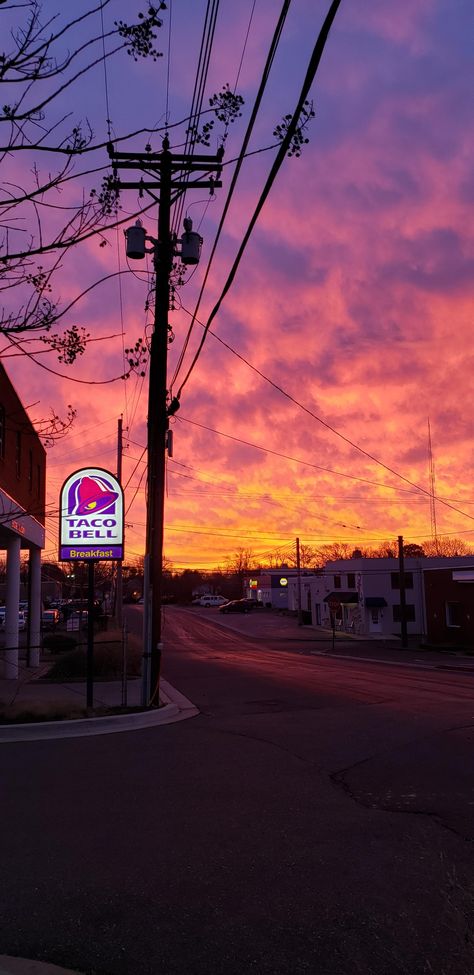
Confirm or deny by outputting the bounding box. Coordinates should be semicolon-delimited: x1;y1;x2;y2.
284;621;474;672
310;624;474;667
210;609;474;672
0;957;83;975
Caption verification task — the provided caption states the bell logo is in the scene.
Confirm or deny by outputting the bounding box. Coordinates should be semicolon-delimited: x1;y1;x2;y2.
70;475;119;516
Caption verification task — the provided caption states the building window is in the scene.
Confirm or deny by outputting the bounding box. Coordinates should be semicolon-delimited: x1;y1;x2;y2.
15;430;21;478
391;572;414;590
37;463;41;497
392;604;416;623
347;573;355;589
334;575;341;589
446;602;462;628
28;449;33;492
0;404;5;459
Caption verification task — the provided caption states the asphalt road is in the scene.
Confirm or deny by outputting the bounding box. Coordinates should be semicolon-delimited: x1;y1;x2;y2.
1;605;473;975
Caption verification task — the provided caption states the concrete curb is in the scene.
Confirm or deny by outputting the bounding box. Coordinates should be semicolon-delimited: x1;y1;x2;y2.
0;679;199;743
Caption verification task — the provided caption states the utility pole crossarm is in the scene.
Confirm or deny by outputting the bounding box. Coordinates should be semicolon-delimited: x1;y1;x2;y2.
117;180;222;192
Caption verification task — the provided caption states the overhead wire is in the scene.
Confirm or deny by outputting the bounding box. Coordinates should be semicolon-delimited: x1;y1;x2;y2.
176;416;425;496
170;0;293;389
165;0;173;127
99;2;113;143
172;0;221;236
173;0;343;396
234;0;258;92
175;307;474;528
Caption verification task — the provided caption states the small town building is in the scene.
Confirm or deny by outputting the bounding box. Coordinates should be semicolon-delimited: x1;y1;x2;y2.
243;569;301;609
287;556;474;644
0;364;46;677
303;558;425;638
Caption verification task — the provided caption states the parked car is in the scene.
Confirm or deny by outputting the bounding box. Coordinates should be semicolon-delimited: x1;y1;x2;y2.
0;608;26;630
192;594;228;608
41;609;60;630
219;599;251;614
66;609;88;631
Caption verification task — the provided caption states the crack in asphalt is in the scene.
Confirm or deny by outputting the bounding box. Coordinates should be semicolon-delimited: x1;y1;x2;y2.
330;769;474;843
329;734;474;845
192;720;474;844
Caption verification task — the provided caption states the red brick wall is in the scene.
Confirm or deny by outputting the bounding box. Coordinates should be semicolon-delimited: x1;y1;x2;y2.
0;364;46;525
424;567;474;647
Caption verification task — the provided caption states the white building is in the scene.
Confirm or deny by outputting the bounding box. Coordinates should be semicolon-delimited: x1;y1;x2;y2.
288;557;474;639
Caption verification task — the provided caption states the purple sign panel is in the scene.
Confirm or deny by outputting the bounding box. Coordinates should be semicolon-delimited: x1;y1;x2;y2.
59;467;124;561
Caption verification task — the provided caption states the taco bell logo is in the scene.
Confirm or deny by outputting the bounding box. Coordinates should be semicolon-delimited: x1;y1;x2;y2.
68;475;119;517
59;467;124;561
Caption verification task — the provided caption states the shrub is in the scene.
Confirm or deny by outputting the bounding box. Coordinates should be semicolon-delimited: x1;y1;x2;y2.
44;635;142;681
42;633;78;654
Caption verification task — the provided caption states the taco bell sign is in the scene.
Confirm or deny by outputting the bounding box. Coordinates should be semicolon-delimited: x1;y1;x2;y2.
59;467;124;561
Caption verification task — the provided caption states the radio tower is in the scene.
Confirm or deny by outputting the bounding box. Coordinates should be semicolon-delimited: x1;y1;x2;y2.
428;418;439;554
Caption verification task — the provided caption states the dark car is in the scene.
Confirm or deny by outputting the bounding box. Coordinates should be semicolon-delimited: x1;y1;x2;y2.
219;599;250;614
41;609;60;630
240;598;261;610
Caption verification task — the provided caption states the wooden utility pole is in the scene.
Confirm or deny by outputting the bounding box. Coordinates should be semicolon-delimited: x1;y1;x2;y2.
116;415;123;628
108;139;222;704
296;536;303;625
398;534;408;649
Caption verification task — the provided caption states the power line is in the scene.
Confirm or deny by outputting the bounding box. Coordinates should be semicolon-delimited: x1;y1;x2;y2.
176;415;425;496
174;0;342;396
233;0;258;91
177;317;474;527
170;0;292;388
172;0;220;235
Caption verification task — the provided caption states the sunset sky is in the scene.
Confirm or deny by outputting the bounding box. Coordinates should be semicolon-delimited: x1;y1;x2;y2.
2;0;473;570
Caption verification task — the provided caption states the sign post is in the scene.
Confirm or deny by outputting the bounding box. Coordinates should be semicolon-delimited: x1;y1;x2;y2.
87;561;95;709
327;599;341;651
59;468;124;710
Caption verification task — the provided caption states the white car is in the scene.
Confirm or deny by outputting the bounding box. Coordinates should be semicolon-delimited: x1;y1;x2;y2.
191;594;228;608
0;608;26;630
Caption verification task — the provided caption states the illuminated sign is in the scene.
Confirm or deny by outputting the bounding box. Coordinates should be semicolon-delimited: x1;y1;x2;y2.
11;520;25;535
249;579;258;589
59;467;123;561
280;577;288;587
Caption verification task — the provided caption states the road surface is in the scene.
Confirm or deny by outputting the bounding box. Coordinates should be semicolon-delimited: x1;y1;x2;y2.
0;605;473;975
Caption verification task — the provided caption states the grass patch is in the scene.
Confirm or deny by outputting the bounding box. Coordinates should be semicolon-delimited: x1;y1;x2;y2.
0;700;159;724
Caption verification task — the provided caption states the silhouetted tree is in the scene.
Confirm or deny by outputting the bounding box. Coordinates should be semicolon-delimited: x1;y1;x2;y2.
423;538;472;557
1;0;165;351
403;543;425;559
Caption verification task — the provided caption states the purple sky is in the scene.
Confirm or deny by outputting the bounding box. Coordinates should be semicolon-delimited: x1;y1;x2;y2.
3;0;473;568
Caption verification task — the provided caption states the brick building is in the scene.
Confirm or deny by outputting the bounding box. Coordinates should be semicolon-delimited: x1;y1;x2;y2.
0;363;45;677
423;565;474;648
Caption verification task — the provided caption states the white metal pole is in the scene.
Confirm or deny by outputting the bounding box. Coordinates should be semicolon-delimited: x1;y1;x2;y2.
5;535;21;679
